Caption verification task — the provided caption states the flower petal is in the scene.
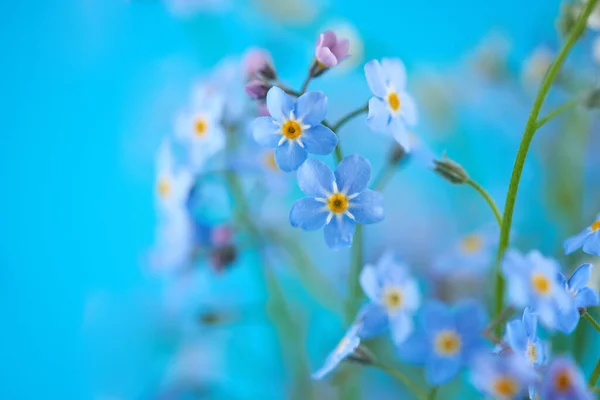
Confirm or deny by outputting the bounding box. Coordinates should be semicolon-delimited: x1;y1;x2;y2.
252;116;281;147
425;355;461;386
367;97;390;132
266;86;294;122
557;306;579;334
296;158;335;197
420;301;453;332
364;59;387;97
301;125;338;155
316;46;338;67
334;154;372;196
359;265;382;302
324;215;356;250
506;319;528;352
356;302;389;339
295;91;327;126
568;263;593;292
575;287;600;308
523;307;538;338
454;299;487;336
563;228;591;255
349;189;384;224
583;231;600;256
381;58;407;90
399;92;418;126
396;331;429;364
289;198;328;231
275;141;308;172
389;117;411;151
389;312;414;345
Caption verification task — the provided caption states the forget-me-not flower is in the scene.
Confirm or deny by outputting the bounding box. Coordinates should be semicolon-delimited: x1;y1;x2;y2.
155;139;194;213
289;155;384;249
563;213;600;256
505;308;548;399
470;353;537;400
359;251;421;344
364;58;418;151
540;357;594;400
433;229;498;277
556;263;600;330
396;300;487;385
502;250;575;332
252;87;338;172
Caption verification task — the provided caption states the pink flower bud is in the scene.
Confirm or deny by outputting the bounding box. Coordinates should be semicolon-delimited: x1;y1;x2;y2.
315;30;350;68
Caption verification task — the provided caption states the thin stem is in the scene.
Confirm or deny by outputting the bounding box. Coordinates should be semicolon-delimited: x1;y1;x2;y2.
372;162;397;191
344;225;364;324
466;179;502;227
493;0;598;321
300;75;312;94
589;358;600;387
428;387;438;400
372;361;427;400
583;312;600;333
332;104;369;132
334;143;344;164
536;99;579;130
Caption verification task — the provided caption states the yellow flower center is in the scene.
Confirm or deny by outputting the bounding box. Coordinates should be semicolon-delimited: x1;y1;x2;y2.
264;151;278;171
382;287;404;311
554;369;572;392
388;92;401;112
194;118;208;137
592;220;600;231
327;193;348;213
493;376;519;398
531;272;552;296
281;120;302;140
157;178;171;198
434;330;462;356
526;341;537;364
461;234;483;254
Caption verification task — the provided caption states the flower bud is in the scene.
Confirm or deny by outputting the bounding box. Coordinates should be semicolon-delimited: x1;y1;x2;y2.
211;244;237;273
315;30;350;68
389;143;408;165
433;155;469;184
243;48;276;80
244;80;271;100
347;345;376;366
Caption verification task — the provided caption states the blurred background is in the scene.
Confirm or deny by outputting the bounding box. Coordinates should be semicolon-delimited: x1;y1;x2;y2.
1;0;599;399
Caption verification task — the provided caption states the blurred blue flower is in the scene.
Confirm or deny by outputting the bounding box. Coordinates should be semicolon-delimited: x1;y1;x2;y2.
151;208;194;273
289;155;384;249
505;308;548;399
470;353;537;400
433;229;498;278
155;139;194;213
502;250;575;332
556;263;600;330
251;87;338;172
539;357;594;400
365;58;418;150
359;251;421;344
396;300;487;385
563;213;600;256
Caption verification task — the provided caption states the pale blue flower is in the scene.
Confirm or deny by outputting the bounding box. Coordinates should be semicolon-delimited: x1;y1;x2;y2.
289;155;384;249
251;87;338;172
470;353;537;400
502;250;575;332
155;139;194;213
505;308;548;399
539;357;594;400
556;263;600;331
433;229;498;277
396;300;487;385
364;58;418;151
359;251;421;344
564;213;600;256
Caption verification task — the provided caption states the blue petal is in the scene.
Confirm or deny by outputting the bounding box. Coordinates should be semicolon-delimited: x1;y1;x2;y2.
396;331;429;364
389;117;411;151
367;97;390;132
454;299;487;337
568;264;592;292
564;228;591;255
295;91;327;126
266;86;294;122
324;215;356;250
296;158;335;197
399;92;418;126
252;116;281;147
505;319;528;352
575;287;600;308
275;141;308;172
301;125;338;155
364;59;387;97
523;308;538;338
289;198;328;231
583;231;600;256
389;312;414;345
557;306;579;334
349;189;384;224
312;332;360;380
356;302;389;339
381;58;406;90
359;265;382;302
420;301;454;333
334;154;372;195
425;355;461;386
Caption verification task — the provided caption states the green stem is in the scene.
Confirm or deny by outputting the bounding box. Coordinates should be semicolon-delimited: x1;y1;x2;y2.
492;0;598;321
589;358;600;387
466;179;502;227
428;387;438;400
536;99;579;130
344;225;364;324
372;162;397;191
372;361;427;400
332;104;369;132
583;312;600;333
334;143;344;164
300;75;312;94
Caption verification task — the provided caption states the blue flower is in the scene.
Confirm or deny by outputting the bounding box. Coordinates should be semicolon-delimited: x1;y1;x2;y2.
505;308;548;399
289;155;384;249
251;87;338;172
502;250;575;332
556;263;600;330
359;251;421;344
396;300;487;385
433;228;498;277
364;58;418;151
155;139;194;213
539;357;594;400
470;353;537;400
563;213;600;256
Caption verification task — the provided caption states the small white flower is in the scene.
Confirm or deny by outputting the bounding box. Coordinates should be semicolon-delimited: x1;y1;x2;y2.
155;139;194;212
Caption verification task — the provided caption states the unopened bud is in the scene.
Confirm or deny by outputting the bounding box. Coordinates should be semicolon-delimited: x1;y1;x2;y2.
433;155;469;184
389;143;408;164
211;245;237;272
309;59;328;78
347;345;376;366
257;64;277;81
244;80;271;100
